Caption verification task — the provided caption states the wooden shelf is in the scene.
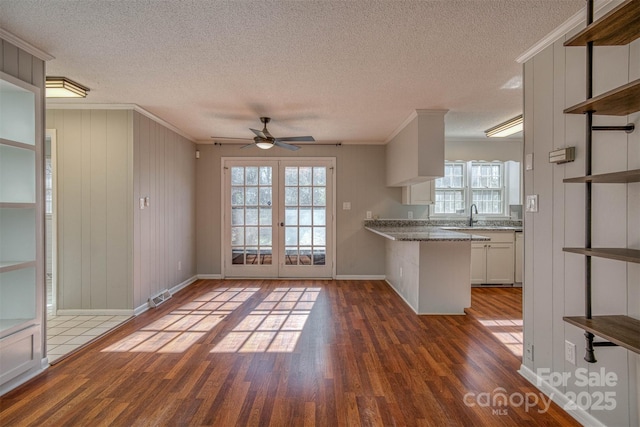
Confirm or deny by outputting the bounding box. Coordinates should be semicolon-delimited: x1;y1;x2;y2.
565;0;640;46
564;315;640;354
563;169;640;183
0;138;35;150
0;203;36;209
563;247;640;263
564;79;640;115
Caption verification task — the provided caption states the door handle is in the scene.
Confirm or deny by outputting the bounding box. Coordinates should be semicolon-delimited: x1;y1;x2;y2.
280;222;284;226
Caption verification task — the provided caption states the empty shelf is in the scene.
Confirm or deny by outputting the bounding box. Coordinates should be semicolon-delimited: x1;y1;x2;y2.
563;169;640;183
563;247;640;263
564;79;640;116
564;315;640;354
564;0;640;46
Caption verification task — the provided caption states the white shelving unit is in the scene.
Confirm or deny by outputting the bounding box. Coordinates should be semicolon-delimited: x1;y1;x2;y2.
0;71;43;389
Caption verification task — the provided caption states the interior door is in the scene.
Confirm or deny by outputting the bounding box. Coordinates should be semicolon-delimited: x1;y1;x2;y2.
223;158;334;278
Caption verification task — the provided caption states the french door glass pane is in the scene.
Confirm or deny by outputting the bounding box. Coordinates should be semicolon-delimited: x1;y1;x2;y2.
283;166;326;266
230;166;273;265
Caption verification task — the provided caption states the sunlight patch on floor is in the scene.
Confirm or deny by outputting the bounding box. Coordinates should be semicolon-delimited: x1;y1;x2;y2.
478;318;523;357
211;287;319;354
101;287;258;353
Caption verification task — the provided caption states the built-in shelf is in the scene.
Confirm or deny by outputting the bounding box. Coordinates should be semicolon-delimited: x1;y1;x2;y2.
564;315;640;354
0;261;36;273
563;169;640;183
564;0;640;46
563;247;640;263
564;79;640;115
0;138;35;151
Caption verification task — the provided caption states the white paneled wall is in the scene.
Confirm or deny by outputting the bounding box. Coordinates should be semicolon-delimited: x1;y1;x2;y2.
523;12;640;427
47;109;196;313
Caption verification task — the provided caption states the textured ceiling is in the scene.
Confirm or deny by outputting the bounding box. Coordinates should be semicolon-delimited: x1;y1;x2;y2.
0;0;584;143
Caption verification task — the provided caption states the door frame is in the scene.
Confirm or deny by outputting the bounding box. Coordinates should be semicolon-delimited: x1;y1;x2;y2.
45;129;58;316
221;157;336;279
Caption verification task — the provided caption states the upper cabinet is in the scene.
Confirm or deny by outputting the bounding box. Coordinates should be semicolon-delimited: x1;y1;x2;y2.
386;109;447;186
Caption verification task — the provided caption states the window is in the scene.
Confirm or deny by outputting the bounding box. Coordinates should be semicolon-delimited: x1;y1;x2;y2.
434;163;466;214
471;163;503;214
434;161;508;216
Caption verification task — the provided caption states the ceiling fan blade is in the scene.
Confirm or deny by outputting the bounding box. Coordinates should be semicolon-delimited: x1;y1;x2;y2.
275;136;315;142
274;140;301;151
250;128;267;139
240;143;255;149
210;136;253;140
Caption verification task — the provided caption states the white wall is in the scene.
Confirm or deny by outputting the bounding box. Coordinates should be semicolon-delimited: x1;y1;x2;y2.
195;144;425;276
445;138;523;162
47;109;197;312
133;112;196;309
523;7;640;425
47;109;134;310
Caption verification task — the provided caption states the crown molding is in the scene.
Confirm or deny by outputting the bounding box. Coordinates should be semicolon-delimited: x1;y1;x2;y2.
516;0;614;64
0;28;54;61
46;103;196;142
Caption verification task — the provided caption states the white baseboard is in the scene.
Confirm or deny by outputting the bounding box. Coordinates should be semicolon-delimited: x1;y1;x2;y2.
518;364;605;427
335;275;386;280
0;363;48;397
197;274;222;280
134;275;199;316
384;279;418;314
56;309;134;317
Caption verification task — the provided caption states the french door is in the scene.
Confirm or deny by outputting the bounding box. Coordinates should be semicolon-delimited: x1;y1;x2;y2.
223;158;335;278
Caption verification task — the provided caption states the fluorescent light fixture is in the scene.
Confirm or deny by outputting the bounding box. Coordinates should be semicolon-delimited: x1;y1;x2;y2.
46;76;89;98
256;140;274;149
485;114;523;138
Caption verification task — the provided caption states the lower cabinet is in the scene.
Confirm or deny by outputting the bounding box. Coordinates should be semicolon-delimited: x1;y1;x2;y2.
470;232;515;285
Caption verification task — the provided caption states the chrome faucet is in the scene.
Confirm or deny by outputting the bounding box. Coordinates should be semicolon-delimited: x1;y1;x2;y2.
469;204;478;226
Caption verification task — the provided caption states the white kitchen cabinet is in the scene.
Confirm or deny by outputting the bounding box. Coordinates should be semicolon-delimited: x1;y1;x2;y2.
469;231;515;285
401;180;435;205
514;231;523;284
0;71;43;393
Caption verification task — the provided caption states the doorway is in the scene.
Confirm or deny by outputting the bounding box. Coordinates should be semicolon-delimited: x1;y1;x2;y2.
222;158;335;278
45;130;57;316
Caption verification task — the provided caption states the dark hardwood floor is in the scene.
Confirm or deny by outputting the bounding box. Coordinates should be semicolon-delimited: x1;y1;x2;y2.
0;280;578;426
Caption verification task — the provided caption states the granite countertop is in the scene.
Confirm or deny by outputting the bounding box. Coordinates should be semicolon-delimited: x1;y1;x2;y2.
363;219;522;242
365;226;491;242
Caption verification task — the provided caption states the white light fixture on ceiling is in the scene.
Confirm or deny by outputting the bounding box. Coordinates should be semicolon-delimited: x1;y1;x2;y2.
45;76;89;98
485;114;523;138
255;140;274;149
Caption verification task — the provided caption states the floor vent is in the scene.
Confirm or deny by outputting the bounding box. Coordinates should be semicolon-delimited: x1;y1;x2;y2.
149;290;171;308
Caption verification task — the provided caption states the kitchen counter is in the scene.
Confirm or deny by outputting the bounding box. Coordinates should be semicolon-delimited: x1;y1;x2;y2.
365;225;490;242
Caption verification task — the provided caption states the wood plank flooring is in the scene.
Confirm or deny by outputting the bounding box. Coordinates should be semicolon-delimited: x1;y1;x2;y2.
0;280;579;426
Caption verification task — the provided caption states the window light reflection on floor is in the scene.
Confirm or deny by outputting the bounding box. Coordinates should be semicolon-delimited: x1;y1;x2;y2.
478;318;523;357
211;287;319;354
101;287;259;353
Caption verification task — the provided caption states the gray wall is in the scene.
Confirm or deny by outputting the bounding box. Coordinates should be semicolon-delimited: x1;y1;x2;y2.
195;144;424;276
133;112;196;309
47;109;134;310
523;12;639;426
47;109;197;311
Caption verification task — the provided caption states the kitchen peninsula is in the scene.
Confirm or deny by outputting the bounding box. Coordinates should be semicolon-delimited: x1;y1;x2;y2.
365;219;490;315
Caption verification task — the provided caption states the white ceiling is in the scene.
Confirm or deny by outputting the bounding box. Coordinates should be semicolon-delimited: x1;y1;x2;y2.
0;0;584;144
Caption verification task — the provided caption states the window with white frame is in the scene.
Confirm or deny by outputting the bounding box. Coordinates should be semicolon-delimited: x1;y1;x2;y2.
434;162;466;214
434;161;507;216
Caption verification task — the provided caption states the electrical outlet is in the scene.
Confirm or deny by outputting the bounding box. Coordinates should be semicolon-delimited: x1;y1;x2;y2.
408;211;413;219
342;202;351;210
526;342;534;362
399;267;403;278
565;340;576;365
178;261;182;271
366;211;372;219
139;198;145;210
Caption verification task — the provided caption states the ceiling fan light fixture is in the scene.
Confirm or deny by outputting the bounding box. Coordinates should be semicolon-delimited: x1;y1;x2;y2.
485;114;523;138
45;76;90;98
256;141;274;149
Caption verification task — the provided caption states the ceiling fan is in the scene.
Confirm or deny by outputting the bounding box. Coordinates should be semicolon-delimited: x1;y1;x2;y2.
211;117;315;151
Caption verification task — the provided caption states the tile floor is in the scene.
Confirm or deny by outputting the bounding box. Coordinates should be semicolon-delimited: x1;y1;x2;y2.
46;315;131;363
